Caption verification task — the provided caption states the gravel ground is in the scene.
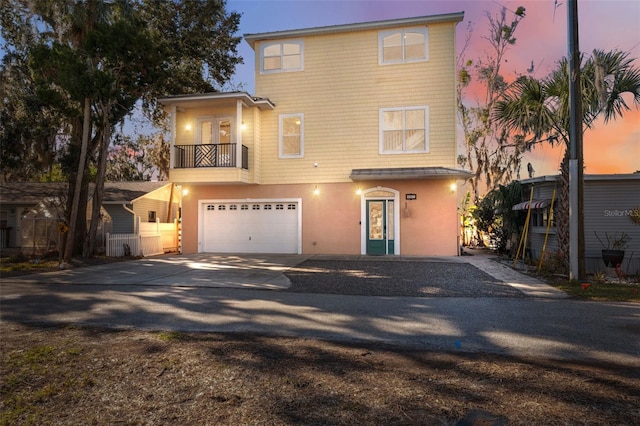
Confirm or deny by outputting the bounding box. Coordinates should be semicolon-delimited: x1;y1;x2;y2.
285;259;526;297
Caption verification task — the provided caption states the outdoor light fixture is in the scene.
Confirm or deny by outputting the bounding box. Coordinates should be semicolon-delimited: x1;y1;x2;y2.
313;185;320;196
185;123;192;132
449;182;457;193
356;187;362;195
241;121;247;130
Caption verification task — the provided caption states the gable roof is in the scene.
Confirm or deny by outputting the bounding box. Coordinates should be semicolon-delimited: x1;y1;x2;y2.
0;181;170;205
0;182;67;205
244;12;465;49
102;182;171;203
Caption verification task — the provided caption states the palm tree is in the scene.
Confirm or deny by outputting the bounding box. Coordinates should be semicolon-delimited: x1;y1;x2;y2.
493;49;640;271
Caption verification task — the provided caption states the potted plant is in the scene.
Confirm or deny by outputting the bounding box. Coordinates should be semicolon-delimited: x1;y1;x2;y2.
595;231;631;267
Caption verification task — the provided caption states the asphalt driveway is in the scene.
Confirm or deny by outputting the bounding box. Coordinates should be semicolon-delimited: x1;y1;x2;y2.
3;252;638;365
0;252;566;298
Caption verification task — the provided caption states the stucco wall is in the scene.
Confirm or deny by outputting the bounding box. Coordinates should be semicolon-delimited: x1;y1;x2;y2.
179;179;460;256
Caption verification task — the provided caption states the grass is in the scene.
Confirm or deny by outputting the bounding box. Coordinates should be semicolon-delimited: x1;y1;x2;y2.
0;256;60;273
552;279;640;302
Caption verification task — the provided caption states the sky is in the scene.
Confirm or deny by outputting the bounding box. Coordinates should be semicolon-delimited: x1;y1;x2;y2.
225;0;640;177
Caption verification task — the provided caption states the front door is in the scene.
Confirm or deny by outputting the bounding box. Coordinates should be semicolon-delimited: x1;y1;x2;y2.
366;200;394;255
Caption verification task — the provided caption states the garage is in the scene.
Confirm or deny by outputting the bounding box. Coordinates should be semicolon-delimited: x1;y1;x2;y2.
200;200;300;253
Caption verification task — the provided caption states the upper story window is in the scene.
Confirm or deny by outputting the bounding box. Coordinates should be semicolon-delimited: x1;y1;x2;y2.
261;40;303;73
379;106;429;154
379;27;428;65
279;113;304;158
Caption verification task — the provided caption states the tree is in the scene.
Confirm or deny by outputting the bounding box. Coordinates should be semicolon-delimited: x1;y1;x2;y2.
106;133;169;181
0;52;64;182
1;0;242;258
457;5;528;204
493;49;640;270
473;181;522;254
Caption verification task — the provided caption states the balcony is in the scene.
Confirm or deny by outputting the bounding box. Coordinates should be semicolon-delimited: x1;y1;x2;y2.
174;144;248;169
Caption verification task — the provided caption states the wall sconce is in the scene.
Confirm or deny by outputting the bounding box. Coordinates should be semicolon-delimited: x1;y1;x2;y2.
313;185;320;196
182;188;189;197
449;182;457;193
241;121;247;131
355;187;362;195
185;123;192;132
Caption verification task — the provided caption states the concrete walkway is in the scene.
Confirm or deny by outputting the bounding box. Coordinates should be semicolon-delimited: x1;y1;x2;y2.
462;253;569;298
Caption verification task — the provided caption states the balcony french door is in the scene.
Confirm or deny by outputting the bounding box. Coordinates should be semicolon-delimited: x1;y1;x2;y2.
196;116;232;167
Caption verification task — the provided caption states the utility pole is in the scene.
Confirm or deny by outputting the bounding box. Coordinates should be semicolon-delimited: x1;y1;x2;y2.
567;0;585;280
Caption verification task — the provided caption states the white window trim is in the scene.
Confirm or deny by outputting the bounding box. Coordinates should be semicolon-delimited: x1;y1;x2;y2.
260;39;304;74
378;27;429;65
379;106;430;154
279;113;304;159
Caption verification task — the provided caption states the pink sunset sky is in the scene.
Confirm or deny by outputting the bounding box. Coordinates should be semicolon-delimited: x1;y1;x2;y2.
228;0;640;176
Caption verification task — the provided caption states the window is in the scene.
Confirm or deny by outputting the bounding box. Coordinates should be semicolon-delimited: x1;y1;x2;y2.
532;207;555;229
379;106;429;153
261;40;303;73
379;28;428;64
148;211;156;222
279;113;304;158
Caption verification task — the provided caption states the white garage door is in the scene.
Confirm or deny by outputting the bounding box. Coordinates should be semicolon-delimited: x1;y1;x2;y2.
201;201;299;253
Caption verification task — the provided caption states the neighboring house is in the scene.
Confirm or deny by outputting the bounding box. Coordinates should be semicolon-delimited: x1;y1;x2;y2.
0;182;67;251
101;182;179;234
514;174;640;274
159;13;471;256
0;181;176;254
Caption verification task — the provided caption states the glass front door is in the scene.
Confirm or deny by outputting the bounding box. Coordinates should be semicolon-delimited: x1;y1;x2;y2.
366;200;394;255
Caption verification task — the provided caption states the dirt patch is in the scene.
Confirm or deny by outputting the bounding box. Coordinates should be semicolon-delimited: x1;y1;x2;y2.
0;254;138;278
2;323;638;425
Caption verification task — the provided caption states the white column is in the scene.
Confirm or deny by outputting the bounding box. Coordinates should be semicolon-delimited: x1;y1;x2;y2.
170;105;176;170
236;100;243;168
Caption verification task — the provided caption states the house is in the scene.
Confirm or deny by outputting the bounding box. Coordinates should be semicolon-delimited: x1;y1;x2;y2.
159;12;472;256
100;181;179;234
0;182;67;252
514;174;640;274
0;181;176;254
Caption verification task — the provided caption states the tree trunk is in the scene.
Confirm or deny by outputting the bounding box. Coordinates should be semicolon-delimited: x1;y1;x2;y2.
64;97;91;262
555;149;571;274
84;104;112;257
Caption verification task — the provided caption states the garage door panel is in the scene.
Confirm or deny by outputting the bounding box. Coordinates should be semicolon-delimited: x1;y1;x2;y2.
202;201;299;254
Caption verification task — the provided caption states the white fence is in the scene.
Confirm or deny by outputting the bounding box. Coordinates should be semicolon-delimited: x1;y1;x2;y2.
106;219;177;257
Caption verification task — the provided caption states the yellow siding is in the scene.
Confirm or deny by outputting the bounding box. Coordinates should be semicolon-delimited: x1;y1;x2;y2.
254;22;458;185
170;167;251;184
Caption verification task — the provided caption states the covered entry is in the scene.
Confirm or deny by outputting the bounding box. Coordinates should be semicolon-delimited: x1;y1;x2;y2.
361;188;399;255
199;199;301;253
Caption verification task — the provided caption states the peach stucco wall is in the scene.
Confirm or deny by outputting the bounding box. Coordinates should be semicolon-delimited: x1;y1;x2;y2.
179;179;460;256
